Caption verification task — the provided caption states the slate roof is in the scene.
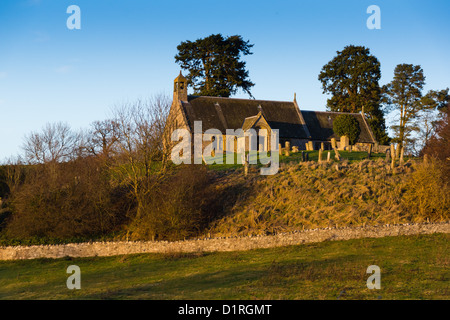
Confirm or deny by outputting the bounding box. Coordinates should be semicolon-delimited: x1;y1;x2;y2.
179;95;376;143
181;96;309;139
300;110;376;143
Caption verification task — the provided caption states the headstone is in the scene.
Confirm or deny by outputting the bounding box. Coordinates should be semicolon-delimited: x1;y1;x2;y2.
320;142;324;151
301;151;305;162
331;138;337;150
318;148;323;163
284;149;290;157
390;144;395;160
368;144;372;159
334;148;341;161
399;147;404;165
278;143;282;156
244;154;249;176
385;149;390;162
340;136;349;151
395;144;401;160
292;146;299;153
308;141;314;151
305;153;309;161
285;141;290;151
327;151;331;162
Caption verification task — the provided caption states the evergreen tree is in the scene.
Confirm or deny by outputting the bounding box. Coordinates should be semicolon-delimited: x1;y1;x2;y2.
382;63;449;151
175;34;254;98
318;45;389;144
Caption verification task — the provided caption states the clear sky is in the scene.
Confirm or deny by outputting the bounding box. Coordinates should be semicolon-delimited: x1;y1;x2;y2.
1;0;449;161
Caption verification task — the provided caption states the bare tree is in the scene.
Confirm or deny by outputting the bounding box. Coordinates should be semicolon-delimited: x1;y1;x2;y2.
22;122;78;164
110;94;172;226
84;119;120;158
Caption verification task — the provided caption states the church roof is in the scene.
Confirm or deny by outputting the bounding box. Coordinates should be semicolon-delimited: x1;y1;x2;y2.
178;95;376;143
181;96;309;139
300;110;376;143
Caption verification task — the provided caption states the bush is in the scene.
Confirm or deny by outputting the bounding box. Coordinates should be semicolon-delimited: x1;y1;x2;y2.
126;165;223;241
3;157;130;240
402;159;450;221
333;114;361;145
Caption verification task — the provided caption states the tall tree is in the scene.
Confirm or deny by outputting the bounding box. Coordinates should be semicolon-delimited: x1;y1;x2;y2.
175;34;254;98
382;63;449;151
318;45;389;144
422;103;450;179
410;88;450;154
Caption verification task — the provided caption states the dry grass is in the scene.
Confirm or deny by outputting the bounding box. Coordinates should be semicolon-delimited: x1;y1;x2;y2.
210;158;450;237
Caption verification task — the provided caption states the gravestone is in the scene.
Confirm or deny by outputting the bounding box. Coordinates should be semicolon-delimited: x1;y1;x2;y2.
340;136;349;151
399;146;404;165
331;138;337;150
285;141;290;151
243;153;249;176
334;148;341;161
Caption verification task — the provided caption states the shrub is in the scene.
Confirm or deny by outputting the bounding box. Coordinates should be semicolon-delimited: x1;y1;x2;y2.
333;114;361;145
402;159;450;221
126;165;223;241
3;157;130;239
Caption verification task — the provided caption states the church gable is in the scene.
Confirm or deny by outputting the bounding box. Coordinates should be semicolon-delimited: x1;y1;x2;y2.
181;96;309;139
242;111;271;132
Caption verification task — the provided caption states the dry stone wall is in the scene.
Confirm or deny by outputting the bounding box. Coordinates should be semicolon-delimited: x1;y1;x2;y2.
1;222;448;261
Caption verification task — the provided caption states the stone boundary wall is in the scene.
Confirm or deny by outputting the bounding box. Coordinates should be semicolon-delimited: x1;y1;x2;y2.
1;222;449;261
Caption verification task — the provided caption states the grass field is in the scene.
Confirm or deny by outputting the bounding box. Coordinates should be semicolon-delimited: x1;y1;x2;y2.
0;233;448;300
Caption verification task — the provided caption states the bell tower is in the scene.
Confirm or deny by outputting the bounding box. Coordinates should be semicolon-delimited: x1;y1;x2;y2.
174;71;188;102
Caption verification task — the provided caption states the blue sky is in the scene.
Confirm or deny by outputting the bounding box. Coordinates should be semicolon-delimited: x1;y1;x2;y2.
0;0;449;160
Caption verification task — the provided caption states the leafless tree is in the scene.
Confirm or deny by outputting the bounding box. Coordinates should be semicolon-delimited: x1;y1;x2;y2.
110;94;173;224
84;119;120;158
22;122;79;164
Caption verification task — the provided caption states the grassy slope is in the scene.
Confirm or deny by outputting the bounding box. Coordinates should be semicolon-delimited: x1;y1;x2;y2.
209;158;449;237
0;233;448;300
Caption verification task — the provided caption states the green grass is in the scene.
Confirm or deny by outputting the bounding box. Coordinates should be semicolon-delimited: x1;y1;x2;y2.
0;233;448;300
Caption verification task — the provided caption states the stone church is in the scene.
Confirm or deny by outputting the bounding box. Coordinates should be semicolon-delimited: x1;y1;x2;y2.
167;72;377;153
